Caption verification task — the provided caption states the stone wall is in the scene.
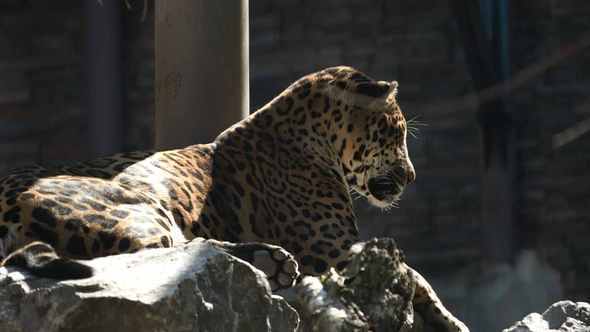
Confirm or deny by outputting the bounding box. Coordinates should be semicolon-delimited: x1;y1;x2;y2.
0;0;588;309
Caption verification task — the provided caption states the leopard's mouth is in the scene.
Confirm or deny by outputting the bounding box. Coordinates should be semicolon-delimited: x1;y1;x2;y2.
366;175;404;208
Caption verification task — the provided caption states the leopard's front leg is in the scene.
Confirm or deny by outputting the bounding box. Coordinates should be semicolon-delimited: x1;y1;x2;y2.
343;240;470;332
409;265;470;332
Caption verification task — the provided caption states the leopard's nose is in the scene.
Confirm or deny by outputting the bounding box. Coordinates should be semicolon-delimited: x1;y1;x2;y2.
406;163;416;184
394;161;415;185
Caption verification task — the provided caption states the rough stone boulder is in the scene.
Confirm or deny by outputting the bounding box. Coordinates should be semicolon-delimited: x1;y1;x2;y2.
503;301;590;332
0;238;299;332
286;238;417;332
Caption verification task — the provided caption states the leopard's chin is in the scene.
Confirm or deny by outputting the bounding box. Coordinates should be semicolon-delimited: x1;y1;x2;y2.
367;193;401;209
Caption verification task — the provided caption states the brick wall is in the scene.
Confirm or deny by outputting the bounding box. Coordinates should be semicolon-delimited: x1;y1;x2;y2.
0;0;153;171
250;0;590;302
251;0;483;274
0;0;588;304
510;1;590;300
0;1;82;169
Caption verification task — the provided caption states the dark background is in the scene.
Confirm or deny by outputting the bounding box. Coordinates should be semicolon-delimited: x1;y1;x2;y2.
0;1;588;330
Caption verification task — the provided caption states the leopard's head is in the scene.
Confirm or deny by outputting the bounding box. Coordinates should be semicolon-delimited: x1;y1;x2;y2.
321;66;416;208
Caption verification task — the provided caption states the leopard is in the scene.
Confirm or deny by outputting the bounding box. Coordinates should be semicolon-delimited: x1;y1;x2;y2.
0;66;468;331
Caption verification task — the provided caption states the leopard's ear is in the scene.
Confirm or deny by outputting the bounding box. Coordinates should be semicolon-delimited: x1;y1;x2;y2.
389;81;399;97
383;81;399;109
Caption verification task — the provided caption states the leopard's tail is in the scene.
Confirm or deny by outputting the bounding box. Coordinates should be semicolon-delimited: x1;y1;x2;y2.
1;241;93;279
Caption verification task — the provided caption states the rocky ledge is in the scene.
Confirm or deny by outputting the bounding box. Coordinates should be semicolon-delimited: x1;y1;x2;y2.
0;238;299;332
288;238;415;331
1;236;586;332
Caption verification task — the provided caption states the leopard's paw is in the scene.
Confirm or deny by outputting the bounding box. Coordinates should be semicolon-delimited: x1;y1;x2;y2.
209;240;300;291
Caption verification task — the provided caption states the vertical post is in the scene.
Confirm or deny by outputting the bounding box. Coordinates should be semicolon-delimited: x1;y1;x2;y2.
480;0;515;263
84;0;125;157
452;0;515;264
155;1;249;150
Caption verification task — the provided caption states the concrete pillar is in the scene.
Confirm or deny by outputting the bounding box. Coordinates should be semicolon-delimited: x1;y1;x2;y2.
84;0;125;157
155;1;249;150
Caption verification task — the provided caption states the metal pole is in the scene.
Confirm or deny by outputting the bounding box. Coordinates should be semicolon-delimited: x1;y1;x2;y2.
84;0;125;157
479;0;515;263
